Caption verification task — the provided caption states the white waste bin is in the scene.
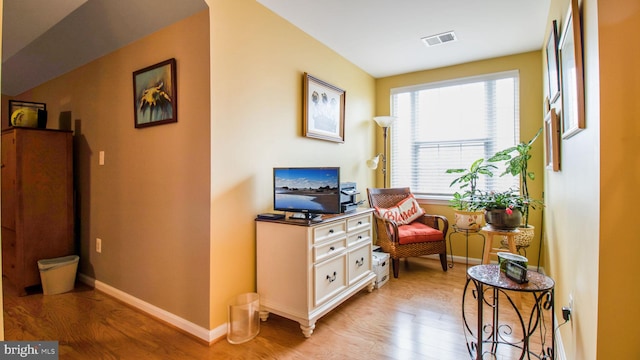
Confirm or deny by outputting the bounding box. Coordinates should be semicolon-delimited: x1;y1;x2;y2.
38;255;79;295
227;292;260;344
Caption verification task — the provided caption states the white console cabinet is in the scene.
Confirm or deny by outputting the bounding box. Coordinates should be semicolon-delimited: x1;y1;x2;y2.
256;208;376;337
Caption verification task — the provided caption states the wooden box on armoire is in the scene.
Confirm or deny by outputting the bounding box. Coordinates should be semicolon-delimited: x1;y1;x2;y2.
1;127;74;295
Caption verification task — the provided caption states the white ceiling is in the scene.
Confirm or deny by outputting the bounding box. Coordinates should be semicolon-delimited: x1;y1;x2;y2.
2;0;551;96
1;0;207;96
257;0;551;78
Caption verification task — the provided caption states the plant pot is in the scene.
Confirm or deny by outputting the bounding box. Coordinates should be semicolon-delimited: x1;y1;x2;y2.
514;225;535;248
454;210;485;231
484;209;522;230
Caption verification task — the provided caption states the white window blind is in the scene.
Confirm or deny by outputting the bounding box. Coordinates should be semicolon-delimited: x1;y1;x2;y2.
390;71;520;197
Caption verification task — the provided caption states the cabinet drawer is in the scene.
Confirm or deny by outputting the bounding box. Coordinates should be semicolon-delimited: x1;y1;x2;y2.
347;228;371;247
313;221;346;244
313;237;347;263
314;254;347;307
347;213;371;232
348;243;372;284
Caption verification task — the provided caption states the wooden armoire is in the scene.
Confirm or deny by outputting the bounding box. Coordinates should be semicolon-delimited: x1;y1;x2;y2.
1;127;74;295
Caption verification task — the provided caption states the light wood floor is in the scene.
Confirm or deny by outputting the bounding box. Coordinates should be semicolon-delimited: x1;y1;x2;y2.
3;257;552;359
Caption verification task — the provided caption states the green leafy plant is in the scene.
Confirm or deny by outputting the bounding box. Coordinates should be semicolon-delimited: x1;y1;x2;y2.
446;158;496;211
446;158;497;193
475;188;527;215
488;128;544;226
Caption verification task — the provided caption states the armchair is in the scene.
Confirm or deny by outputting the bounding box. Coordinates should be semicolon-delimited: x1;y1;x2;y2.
367;187;449;278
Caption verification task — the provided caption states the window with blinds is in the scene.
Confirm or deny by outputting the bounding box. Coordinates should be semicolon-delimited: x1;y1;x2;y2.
390;70;520;197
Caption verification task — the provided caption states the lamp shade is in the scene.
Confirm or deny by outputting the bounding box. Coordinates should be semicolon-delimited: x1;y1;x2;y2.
373;116;397;128
367;154;381;169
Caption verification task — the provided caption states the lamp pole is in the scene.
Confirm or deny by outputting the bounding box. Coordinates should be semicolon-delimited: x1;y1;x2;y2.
382;126;388;188
373;116;396;189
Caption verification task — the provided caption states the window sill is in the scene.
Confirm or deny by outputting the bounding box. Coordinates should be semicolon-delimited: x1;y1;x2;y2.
414;195;451;207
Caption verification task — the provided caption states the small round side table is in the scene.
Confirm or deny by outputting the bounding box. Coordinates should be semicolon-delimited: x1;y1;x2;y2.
462;264;555;359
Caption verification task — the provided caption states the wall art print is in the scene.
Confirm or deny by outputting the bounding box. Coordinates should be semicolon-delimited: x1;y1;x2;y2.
303;73;345;143
8;100;46;128
558;0;585;139
133;58;177;128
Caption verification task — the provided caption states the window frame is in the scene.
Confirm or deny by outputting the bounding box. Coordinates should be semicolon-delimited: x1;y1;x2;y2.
389;70;521;201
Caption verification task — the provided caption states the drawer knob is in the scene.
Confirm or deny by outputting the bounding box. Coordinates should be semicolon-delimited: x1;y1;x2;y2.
357;235;363;240
328;229;334;234
357;221;362;225
329;246;335;252
326;271;337;283
355;257;364;267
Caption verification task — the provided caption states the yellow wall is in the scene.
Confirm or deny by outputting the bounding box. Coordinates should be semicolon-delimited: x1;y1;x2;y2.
207;0;376;328
0;0;4;341
597;0;640;358
375;52;545;266
4;0;634;356
2;0;376;335
5;11;212;327
543;0;600;358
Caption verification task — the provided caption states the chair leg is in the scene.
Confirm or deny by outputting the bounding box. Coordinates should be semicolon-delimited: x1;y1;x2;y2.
439;253;448;271
392;258;400;278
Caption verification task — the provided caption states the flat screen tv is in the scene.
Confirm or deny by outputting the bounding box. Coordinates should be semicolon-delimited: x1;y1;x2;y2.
273;167;341;219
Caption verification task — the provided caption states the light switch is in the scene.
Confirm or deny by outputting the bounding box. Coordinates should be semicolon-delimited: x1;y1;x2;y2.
99;151;105;165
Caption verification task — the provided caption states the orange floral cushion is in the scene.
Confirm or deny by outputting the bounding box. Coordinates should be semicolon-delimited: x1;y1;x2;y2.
374;194;425;225
396;222;444;244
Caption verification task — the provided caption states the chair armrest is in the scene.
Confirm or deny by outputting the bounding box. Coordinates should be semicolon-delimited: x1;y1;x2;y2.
416;214;449;236
372;212;401;244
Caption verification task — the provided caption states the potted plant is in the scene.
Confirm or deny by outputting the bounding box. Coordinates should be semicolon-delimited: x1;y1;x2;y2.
488;128;544;245
474;188;526;230
446;158;496;230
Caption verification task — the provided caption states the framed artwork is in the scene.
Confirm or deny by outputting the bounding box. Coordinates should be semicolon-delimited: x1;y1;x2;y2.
558;0;585;139
8;100;46;127
544;108;560;171
546;20;560;104
133;58;177;128
303;73;345;143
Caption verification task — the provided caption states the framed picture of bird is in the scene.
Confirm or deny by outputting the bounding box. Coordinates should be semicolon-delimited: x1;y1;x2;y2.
133;58;177;128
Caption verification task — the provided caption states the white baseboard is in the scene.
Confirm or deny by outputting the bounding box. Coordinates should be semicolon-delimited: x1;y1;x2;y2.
555;322;567;360
79;267;565;356
423;253;543;272
77;273;227;343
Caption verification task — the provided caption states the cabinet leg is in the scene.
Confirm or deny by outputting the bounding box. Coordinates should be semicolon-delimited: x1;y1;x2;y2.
300;323;315;338
259;310;269;322
367;280;375;293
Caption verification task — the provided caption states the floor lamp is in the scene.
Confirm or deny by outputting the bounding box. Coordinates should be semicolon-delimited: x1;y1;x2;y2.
367;116;396;188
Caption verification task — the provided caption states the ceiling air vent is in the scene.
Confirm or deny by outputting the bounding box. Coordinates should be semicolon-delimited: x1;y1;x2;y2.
421;31;457;47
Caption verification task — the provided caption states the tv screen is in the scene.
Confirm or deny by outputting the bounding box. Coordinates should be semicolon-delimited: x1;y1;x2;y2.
273;167;341;216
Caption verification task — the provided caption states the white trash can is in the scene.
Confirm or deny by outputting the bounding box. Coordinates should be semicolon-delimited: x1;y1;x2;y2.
38;255;79;295
227;292;260;344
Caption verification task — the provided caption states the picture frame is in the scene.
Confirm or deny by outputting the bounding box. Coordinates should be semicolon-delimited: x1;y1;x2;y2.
133;58;177;128
558;0;585;139
8;100;47;128
546;20;561;104
303;73;345;143
544;108;560;171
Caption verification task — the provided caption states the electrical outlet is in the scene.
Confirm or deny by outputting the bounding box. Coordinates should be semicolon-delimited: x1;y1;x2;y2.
96;238;102;253
568;293;574;321
569;293;574;312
